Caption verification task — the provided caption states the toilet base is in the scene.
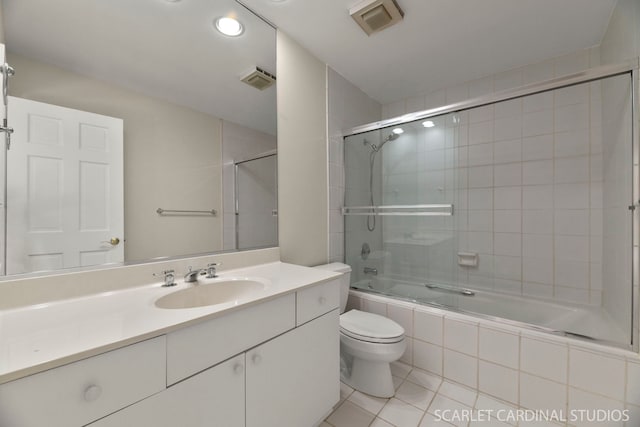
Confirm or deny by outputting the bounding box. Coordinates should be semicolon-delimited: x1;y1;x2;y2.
340;355;396;398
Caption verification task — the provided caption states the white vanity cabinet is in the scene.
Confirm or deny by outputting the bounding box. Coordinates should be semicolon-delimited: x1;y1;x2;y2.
166;293;296;385
0;277;341;427
0;336;166;427
246;309;339;427
88;353;246;427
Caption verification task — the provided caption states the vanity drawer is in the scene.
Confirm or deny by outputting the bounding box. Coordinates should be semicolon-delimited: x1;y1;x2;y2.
296;279;340;326
0;336;166;427
166;293;295;385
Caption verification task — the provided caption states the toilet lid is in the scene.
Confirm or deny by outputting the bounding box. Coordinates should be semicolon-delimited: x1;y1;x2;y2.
340;310;405;343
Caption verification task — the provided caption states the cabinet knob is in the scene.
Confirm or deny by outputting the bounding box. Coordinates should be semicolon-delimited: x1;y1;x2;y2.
319;296;327;305
83;384;102;402
252;353;262;365
233;363;244;374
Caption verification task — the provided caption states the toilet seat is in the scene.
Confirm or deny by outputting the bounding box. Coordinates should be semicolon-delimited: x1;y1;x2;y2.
340;309;405;344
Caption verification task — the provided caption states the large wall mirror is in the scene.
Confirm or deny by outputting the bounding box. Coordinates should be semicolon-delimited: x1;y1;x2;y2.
0;0;278;277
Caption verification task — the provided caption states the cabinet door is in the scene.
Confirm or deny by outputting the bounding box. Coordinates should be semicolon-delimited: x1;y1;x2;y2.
88;354;245;427
246;309;339;427
0;337;165;427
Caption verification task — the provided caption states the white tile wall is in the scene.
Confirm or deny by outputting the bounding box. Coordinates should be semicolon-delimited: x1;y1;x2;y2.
348;291;640;426
372;45;624;310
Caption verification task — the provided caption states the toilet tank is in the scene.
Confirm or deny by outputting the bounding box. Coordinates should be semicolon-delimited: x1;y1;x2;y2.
314;262;352;314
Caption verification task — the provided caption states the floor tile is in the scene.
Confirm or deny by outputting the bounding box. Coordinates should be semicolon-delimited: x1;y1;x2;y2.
474;394;518;426
393;374;405;390
419;412;455;426
348;390;389;415
396;380;436;410
428;394;472;427
326;400;376;427
406;368;443;392
339;382;354;403
391;360;413;379
379;398;425;427
438;381;478;407
326;373;552;427
469;419;512;426
370;418;395;427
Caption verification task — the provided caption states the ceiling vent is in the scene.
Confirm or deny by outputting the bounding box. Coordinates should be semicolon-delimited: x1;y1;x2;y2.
350;0;404;36
240;67;276;91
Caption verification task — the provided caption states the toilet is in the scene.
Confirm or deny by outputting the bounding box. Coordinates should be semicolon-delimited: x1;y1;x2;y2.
315;262;406;398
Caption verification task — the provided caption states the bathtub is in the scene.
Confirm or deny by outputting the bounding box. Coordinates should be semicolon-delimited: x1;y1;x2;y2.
351;277;629;348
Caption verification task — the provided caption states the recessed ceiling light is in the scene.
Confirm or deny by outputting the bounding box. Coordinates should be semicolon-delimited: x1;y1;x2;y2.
392;128;404;135
215;17;244;37
422;120;435;128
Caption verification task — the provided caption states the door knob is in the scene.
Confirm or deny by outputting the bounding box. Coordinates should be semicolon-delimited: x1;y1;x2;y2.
102;237;120;246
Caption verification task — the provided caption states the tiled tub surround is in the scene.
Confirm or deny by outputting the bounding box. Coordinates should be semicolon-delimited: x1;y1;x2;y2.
341;290;640;426
344;69;635;348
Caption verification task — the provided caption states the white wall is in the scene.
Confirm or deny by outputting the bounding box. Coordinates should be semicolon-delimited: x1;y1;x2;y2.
221;121;277;251
382;47;602;119
7;52;224;262
276;31;328;266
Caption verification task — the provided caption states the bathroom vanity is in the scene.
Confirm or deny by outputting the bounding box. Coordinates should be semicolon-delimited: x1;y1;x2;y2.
0;262;341;427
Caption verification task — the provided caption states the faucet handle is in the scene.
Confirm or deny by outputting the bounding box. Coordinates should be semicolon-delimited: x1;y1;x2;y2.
158;269;177;287
206;262;221;278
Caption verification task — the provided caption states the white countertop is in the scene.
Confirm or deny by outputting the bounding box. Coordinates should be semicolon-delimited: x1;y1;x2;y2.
0;261;340;384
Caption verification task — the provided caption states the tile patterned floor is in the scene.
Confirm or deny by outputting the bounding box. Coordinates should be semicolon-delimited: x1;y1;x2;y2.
322;361;563;427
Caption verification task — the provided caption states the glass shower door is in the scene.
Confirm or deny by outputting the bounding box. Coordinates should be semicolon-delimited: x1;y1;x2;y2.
343;113;462;305
343;71;635;349
235;154;277;250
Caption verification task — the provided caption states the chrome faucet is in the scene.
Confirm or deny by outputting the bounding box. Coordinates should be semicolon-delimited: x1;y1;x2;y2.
184;263;222;283
184;266;205;283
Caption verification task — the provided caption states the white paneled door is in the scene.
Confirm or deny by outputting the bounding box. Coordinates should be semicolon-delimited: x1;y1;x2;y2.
6;96;124;274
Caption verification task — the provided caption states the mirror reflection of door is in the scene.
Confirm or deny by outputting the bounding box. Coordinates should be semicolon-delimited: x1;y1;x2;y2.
6;96;124;274
235;154;277;250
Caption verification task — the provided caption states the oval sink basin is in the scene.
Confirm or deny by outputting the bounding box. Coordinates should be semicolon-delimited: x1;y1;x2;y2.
155;278;266;309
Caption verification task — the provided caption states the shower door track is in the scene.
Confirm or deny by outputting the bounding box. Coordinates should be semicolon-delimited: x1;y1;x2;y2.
342;58;639;137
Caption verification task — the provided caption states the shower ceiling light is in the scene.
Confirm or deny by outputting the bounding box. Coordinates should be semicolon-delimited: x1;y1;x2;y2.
392;128;404;134
422;120;435;128
215;17;244;37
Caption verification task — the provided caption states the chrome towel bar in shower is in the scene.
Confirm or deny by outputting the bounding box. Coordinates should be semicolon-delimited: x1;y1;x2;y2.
156;208;217;216
425;283;475;296
341;204;453;216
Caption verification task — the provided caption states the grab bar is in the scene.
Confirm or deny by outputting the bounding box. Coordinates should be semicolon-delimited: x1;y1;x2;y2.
341;204;454;216
425;283;475;296
156;208;217;216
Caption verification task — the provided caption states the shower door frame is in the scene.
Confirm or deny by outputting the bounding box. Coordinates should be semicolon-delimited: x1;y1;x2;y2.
233;150;278;251
342;58;640;352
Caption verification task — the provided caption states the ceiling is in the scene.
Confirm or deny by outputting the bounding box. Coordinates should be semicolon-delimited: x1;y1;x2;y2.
3;0;278;135
241;0;618;106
